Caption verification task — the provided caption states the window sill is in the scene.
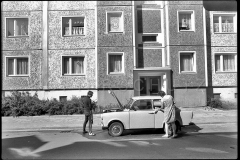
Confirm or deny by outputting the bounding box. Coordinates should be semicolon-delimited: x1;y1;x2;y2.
178;30;195;32
63;35;85;37
107;31;124;34
108;72;124;75
62;74;86;76
7;36;29;38
180;71;197;74
213;32;237;34
7;75;29;77
215;71;237;74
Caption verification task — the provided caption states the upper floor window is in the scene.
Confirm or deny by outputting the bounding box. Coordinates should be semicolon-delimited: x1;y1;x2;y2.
62;17;85;36
178;11;195;32
213;14;237;33
106;12;124;33
6;57;29;76
62;56;85;75
179;52;196;73
6;18;28;37
215;53;237;72
107;52;124;74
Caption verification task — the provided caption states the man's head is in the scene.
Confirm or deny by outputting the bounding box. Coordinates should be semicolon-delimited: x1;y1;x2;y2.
158;91;166;97
87;91;93;97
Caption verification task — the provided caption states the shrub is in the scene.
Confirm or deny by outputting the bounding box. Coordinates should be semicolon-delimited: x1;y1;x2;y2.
207;97;223;109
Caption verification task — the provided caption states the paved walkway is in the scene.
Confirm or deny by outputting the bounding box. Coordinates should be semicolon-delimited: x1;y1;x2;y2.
2;107;237;133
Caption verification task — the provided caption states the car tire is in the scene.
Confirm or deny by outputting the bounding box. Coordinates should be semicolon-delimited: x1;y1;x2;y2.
108;122;123;137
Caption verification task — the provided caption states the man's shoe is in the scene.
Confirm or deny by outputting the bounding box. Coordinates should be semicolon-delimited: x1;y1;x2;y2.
83;131;88;134
89;132;96;136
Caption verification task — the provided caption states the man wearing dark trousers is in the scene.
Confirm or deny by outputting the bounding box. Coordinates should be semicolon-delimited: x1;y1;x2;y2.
82;91;95;136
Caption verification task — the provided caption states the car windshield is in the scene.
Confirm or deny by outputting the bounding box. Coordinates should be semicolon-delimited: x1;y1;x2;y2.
124;98;134;109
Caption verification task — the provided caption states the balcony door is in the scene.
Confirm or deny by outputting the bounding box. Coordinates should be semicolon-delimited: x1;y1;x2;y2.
140;76;161;96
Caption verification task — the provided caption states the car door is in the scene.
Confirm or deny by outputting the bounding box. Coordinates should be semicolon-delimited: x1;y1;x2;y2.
129;99;155;129
153;99;164;128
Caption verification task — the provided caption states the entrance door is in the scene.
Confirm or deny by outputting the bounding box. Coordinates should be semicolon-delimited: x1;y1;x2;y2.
140;76;161;96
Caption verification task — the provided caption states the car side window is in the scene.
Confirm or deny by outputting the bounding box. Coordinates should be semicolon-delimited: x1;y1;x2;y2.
131;100;152;110
153;99;162;109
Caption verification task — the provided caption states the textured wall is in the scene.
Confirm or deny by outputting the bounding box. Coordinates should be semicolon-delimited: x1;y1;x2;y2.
168;1;203;5
48;10;95;49
1;1;42;11
137;10;161;33
174;88;207;107
170;46;206;87
211;47;237;86
168;4;204;45
97;1;132;6
48;1;95;10
2;11;42;50
137;49;162;68
48;49;96;89
98;47;133;88
97;6;133;47
213;88;237;108
2;51;42;90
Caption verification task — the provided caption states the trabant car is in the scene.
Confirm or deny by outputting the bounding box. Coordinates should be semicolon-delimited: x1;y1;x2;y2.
101;96;193;137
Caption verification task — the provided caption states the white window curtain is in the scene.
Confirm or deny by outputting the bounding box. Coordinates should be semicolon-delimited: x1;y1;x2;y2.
64;58;70;74
72;57;84;74
17;19;28;36
109;55;122;72
8;59;14;75
180;54;193;71
179;13;191;30
17;58;28;74
215;55;221;71
223;55;235;71
222;16;234;33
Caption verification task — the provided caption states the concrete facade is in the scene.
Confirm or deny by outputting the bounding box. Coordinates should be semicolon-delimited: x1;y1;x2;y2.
1;1;237;108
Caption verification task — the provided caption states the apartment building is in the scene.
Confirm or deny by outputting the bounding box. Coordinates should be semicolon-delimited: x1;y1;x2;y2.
1;1;237;108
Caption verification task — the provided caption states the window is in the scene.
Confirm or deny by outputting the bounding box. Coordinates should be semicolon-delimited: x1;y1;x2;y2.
178;11;195;31
179;52;196;73
153;99;162;109
62;17;85;36
107;12;124;33
215;53;237;72
6;18;28;37
108;53;124;74
213;14;237;33
59;96;67;102
213;93;221;99
131;100;152;110
142;35;157;43
62;56;85;75
6;57;29;76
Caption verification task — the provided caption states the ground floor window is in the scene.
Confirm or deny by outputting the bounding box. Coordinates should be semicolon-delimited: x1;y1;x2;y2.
215;53;237;72
62;56;85;75
6;57;29;76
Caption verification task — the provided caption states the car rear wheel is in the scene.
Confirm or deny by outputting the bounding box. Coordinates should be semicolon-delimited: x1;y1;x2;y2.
108;122;123;137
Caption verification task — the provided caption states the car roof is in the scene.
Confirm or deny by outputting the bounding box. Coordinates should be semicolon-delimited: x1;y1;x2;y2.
132;96;162;100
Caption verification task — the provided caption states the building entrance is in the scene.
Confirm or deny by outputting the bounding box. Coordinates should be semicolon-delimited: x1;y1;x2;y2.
140;76;161;96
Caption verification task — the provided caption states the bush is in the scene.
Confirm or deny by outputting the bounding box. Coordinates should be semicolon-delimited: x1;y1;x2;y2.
207;97;223;109
1;91;101;117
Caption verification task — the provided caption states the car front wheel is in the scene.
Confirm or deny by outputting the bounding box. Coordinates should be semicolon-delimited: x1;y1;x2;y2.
108;122;123;137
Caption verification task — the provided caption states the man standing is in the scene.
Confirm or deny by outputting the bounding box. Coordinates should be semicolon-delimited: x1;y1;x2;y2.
82;91;95;136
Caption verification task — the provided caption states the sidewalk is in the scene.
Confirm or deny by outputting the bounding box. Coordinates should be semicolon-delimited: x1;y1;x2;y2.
2;107;237;132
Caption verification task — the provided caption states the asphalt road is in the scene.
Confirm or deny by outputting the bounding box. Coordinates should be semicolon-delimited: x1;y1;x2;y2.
2;125;237;159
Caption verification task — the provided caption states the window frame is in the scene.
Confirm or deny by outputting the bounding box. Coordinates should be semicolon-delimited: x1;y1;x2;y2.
178;51;197;74
6;17;29;38
107;52;125;75
61;55;86;76
106;11;124;33
177;10;195;32
61;16;86;37
142;34;158;43
212;13;237;34
214;52;237;73
5;56;30;77
59;96;67;102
